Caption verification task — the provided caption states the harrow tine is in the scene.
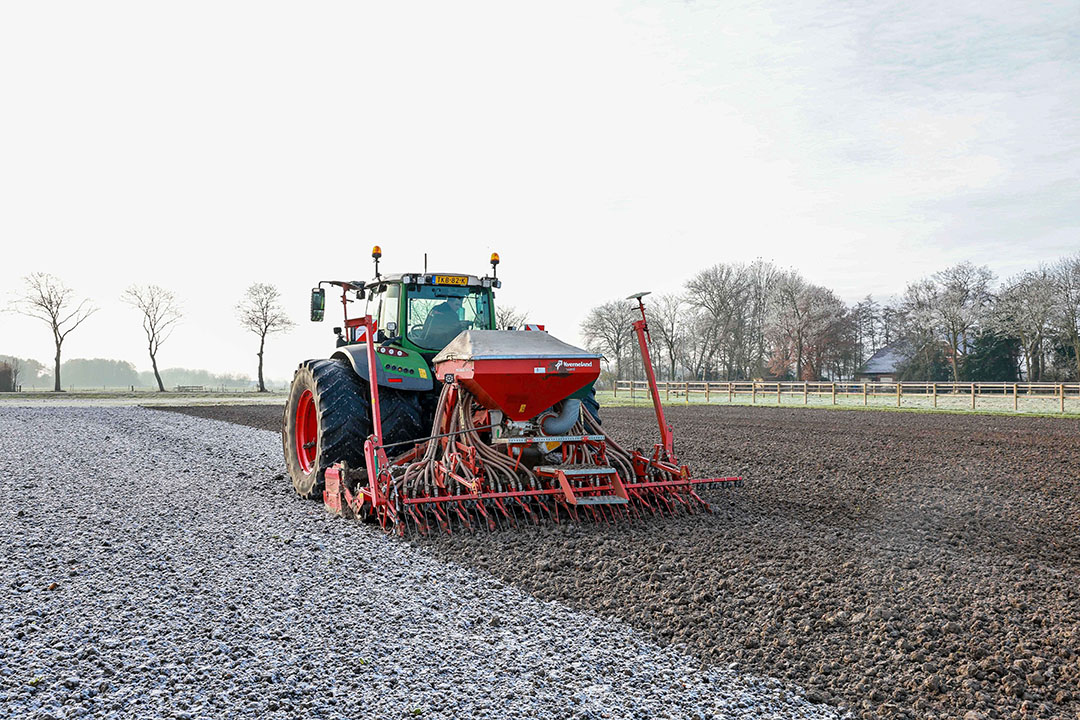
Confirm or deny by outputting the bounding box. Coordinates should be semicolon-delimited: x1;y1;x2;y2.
565;502;579;524
492;498;516;528
415;509;428;534
514;497;539;525
629;488;656;515
689;489;712;513
667;490;691;515
534;495;553;519
453;502;473;532
430;503;452;535
507;498;524;526
653;489;676;516
544;497;562;524
474;500;496;532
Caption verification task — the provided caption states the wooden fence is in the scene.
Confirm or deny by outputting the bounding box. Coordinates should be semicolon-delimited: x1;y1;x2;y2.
612;380;1080;414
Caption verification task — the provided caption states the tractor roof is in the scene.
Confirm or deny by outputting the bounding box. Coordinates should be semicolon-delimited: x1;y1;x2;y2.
365;273;496;289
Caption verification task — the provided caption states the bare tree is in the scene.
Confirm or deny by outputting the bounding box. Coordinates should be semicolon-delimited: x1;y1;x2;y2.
684;264;751;379
13;273;97;392
679;308;716;380
902;262;994;381
237;283;295;392
767;271;812;379
743;260;780;378
122;284;183;392
646;293;685;380
994;270;1056;381
1052;253;1080;378
495;304;529;330
938;262;995;380
768;274;851;380
580;300;637;381
8;358;20;391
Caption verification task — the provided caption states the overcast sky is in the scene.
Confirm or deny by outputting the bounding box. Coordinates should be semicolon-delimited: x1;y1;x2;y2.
1;0;1077;383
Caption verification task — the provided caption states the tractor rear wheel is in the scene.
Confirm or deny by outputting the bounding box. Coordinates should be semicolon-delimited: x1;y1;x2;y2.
283;359;370;500
283;358;427;501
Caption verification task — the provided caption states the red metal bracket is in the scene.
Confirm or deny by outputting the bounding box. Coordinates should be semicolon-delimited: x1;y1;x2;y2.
630;295;677;462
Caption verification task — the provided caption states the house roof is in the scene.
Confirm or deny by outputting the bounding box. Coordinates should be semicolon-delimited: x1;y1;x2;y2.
859;340;911;375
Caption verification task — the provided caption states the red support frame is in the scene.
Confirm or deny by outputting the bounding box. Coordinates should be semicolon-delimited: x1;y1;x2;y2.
630;294;676;461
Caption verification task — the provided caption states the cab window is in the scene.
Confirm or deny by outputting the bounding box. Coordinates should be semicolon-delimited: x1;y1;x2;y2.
407;285;490;350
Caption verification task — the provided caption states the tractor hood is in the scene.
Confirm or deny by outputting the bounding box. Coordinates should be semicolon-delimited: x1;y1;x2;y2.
433;330;602;420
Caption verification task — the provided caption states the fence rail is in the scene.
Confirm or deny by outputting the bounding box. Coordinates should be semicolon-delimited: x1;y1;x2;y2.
612;380;1080;414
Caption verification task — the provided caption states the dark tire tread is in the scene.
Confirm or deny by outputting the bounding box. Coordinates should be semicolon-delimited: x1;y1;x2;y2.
283;358;426;501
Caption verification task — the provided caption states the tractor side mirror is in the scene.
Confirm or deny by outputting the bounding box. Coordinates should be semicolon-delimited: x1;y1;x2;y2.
386;321;398;335
310;288;325;322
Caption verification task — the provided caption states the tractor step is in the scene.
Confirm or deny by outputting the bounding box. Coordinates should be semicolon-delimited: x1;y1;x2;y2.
495;434;606;444
534;464;629;506
574;495;629;506
534;465;617;476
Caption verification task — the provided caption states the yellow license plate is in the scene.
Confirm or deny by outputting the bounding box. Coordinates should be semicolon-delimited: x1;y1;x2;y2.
434;275;468;286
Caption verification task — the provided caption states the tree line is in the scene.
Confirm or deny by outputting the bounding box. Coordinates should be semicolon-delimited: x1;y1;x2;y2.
0;355;254;391
581;254;1080;384
4;274;294;392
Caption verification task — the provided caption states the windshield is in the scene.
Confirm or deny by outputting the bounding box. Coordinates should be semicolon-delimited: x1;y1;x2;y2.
406;285;490;350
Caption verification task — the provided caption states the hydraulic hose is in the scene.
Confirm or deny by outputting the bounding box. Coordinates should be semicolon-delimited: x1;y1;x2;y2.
540;399;581;436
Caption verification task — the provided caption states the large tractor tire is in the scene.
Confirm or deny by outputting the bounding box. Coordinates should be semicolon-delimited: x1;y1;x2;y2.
583;385;602;425
283;358;424;500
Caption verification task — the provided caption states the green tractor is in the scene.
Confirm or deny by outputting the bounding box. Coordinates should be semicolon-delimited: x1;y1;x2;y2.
283;247;599;503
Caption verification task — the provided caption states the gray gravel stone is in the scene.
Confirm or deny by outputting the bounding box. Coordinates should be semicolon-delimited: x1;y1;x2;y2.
0;407;845;719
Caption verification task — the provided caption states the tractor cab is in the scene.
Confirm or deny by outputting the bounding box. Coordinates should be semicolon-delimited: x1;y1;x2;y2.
309;249;502;359
365;273;496;357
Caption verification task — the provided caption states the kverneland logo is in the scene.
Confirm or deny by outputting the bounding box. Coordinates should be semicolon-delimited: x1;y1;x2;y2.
548;359;595;373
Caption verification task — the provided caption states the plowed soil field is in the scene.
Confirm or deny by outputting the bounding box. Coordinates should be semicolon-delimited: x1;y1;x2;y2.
156;403;1080;720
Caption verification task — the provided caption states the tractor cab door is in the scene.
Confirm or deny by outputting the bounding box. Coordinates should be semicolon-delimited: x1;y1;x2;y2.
365;283;401;339
378;284;400;336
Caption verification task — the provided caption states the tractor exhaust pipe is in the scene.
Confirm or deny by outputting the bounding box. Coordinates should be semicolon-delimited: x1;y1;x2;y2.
540;399;581;436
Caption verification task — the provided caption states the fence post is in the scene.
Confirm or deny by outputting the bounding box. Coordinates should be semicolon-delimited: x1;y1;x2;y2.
971;383;975;410
804;383;809;405
630;381;634;400
752;382;757;404
1013;383;1017;412
613;381;617;398
728;383;733;403
1061;384;1065;414
862;382;867;406
685;381;690;404
932;383;937;409
777;383;782;404
705;382;710;403
831;382;836;405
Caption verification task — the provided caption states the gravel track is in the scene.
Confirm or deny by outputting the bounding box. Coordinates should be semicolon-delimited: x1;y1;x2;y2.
0;407;840;720
160;403;1080;720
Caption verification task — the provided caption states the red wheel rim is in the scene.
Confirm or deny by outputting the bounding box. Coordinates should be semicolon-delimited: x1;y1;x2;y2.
295;389;318;473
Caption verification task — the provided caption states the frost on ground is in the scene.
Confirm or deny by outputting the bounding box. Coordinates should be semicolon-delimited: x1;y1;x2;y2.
0;407;842;720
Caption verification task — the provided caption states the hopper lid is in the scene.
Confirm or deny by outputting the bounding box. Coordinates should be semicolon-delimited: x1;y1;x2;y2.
433;330;603;363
